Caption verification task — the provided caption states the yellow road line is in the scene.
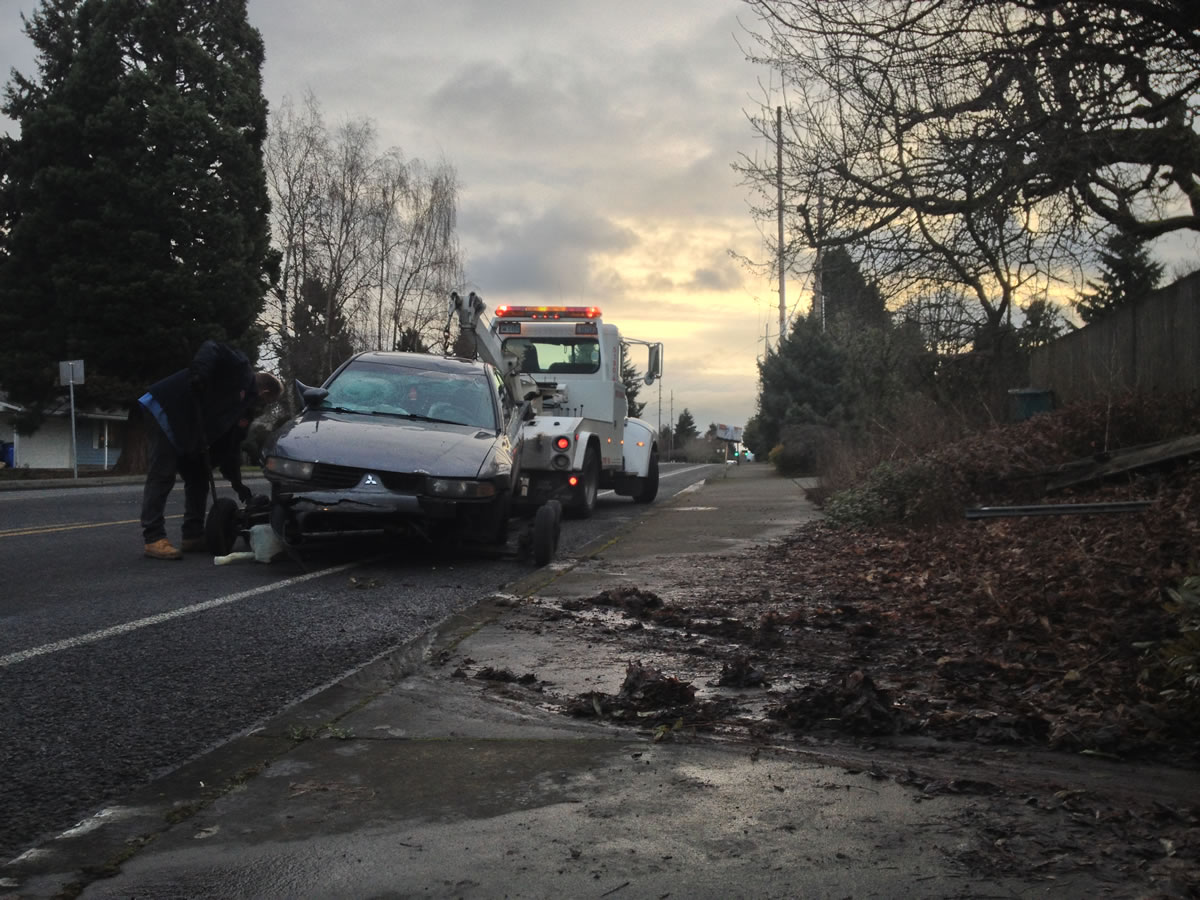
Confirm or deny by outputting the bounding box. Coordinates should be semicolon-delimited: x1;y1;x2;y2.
0;514;181;538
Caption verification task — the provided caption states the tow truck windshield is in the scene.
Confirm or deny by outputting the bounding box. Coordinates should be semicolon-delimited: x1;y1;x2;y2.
503;337;600;376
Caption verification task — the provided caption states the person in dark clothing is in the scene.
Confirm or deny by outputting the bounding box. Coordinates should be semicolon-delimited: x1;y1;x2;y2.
138;340;282;559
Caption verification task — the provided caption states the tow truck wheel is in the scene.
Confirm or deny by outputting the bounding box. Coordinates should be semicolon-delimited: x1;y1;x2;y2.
567;446;600;519
205;497;241;556
532;501;560;566
633;450;659;503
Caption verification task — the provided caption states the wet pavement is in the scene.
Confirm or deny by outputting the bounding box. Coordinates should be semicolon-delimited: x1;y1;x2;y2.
2;465;1172;898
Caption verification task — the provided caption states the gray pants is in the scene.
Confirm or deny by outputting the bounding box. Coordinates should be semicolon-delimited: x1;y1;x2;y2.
140;415;209;544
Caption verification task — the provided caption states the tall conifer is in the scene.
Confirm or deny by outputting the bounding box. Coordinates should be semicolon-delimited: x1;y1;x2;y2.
0;0;271;429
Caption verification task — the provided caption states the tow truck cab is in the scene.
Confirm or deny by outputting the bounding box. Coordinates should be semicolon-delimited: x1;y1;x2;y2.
494;305;624;425
481;303;663;515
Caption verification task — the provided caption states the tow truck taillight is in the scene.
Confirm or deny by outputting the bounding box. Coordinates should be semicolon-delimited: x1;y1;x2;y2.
494;305;602;320
554;436;571;451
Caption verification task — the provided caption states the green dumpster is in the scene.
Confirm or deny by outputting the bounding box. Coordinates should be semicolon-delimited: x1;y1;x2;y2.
1008;388;1054;421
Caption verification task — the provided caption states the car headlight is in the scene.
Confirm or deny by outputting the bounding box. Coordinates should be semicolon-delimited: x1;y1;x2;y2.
426;477;496;499
265;456;315;480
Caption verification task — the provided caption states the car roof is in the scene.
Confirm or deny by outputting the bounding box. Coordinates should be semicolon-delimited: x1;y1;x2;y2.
345;351;490;375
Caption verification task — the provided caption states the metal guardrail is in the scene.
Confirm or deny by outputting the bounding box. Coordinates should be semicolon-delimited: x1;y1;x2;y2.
965;500;1152;519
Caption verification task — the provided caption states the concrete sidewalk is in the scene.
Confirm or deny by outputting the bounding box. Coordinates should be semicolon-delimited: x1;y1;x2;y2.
4;466;1110;899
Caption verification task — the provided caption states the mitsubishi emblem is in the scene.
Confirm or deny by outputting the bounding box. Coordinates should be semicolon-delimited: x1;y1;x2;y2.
363;473;380;486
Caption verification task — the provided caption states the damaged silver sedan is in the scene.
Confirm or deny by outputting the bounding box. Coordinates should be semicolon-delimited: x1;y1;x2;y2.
262;351;524;548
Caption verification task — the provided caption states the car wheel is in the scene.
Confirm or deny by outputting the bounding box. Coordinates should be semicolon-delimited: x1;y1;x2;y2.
205;497;241;555
532;500;560;566
633;450;659;504
567;445;600;519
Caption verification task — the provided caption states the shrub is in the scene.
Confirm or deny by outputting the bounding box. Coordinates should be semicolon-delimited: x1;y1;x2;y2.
823;458;959;527
1147;575;1200;711
769;424;837;477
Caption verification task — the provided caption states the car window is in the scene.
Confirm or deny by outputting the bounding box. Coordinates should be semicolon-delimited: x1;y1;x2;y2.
323;360;496;430
425;375;496;429
323;370;398;413
491;366;511;411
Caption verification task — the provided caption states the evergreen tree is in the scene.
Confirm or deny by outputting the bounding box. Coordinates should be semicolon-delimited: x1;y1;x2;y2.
0;0;272;430
754;314;845;450
620;346;646;418
1073;231;1163;325
658;422;674;451
741;414;766;458
282;276;354;387
1016;297;1066;350
817;246;888;329
395;328;429;353
675;408;699;443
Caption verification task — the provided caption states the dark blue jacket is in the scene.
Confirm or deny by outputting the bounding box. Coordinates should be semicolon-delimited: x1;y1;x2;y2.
140;341;257;457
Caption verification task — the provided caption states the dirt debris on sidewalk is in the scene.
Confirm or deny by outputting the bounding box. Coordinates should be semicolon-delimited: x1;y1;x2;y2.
439;399;1200;896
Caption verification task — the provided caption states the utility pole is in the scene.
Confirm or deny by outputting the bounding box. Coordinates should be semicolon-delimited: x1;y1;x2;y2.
669;391;675;459
814;185;825;332
776;106;786;346
657;373;662;437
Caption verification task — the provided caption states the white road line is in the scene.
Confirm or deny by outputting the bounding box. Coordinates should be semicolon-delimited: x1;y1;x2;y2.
660;464;713;480
0;562;359;668
4;465;716;667
597;463;713;497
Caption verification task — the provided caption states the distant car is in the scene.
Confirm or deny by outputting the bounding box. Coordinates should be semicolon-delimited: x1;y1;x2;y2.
262;351;524;548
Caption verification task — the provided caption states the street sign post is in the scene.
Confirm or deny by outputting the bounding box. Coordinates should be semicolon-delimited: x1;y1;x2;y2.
58;360;84;479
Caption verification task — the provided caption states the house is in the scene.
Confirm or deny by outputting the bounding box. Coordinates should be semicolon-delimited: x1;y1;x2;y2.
0;393;128;470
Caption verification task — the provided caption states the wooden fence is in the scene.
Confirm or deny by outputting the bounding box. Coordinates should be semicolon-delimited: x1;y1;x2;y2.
1028;270;1200;404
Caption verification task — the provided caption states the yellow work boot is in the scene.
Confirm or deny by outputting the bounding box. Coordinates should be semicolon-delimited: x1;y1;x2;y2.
144;538;183;560
180;537;207;553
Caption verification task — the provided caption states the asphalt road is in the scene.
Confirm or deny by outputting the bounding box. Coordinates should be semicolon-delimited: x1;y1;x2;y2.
0;463;720;863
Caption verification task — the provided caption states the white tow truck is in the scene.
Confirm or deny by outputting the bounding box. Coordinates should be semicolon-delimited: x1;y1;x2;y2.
450;291;663;523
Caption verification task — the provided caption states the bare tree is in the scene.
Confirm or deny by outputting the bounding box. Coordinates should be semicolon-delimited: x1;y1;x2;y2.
738;0;1200;336
263;91;324;388
373;159;461;355
263;95;461;392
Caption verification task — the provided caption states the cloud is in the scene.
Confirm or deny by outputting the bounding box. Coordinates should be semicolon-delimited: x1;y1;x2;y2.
687;256;744;292
461;203;638;298
0;0;774;433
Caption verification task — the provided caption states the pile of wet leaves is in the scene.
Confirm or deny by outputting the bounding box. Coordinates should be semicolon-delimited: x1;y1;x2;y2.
565;661;741;731
544;457;1200;766
560;483;1196;765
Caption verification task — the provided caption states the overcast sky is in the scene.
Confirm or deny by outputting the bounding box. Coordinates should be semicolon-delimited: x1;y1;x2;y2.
1;0;788;435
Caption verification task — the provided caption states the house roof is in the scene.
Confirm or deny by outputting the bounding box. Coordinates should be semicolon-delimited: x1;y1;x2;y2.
0;391;128;421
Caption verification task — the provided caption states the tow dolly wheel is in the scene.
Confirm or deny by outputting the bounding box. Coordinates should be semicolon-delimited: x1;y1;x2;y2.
205;497;241;556
532;500;561;566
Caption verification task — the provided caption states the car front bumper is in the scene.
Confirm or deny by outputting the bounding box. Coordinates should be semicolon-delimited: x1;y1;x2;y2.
271;484;504;544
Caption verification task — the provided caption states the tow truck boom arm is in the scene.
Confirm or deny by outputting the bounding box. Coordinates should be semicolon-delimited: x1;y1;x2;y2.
450;291;513;375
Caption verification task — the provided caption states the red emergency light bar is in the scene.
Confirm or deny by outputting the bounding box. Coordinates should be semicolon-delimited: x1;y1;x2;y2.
494;305;602;320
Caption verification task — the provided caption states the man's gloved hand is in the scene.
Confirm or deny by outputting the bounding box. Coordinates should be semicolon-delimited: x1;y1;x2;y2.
235;483;253;504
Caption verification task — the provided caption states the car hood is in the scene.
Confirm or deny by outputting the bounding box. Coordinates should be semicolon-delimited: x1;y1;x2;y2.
266;411;504;478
